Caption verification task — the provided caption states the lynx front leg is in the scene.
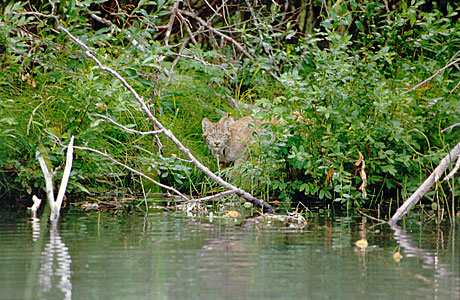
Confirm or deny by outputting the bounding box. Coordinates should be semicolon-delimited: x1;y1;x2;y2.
216;154;221;177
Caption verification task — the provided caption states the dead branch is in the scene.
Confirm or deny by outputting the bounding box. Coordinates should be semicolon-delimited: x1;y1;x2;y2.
186;190;238;203
389;141;460;225
88;13;146;52
444;155;460;181
178;8;280;81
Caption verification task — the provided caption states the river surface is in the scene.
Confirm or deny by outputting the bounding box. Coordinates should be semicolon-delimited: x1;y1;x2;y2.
0;208;458;300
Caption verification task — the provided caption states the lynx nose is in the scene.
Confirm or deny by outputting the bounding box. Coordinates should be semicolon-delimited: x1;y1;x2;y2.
214;141;220;146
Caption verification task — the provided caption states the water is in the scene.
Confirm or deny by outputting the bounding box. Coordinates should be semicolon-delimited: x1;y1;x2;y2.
0;209;458;300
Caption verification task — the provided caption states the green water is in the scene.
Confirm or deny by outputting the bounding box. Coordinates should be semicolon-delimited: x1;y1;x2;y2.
0;209;458;300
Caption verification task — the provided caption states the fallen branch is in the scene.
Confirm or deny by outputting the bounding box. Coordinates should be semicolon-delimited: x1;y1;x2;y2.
186;190;238;203
441;122;460;133
10;5;275;213
389;141;460;225
28;195;42;218
444;155;460;181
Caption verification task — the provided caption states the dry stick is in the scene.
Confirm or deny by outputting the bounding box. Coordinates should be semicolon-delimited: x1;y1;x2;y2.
166;36;191;87
178;9;280;81
389;141;460;225
52;136;74;221
177;11;198;45
244;0;275;60
444;156;460;181
441;122;460;133
37;156;55;205
89;13;146;53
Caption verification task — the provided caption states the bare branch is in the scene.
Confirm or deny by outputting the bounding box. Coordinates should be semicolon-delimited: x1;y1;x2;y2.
389;141;460;225
52;136;74;221
165;1;180;46
72;144;190;201
177;11;198;45
90;113;164;135
186;190;238;203
178;8;280;81
88;13;146;52
443;155;460;181
441;122;460;133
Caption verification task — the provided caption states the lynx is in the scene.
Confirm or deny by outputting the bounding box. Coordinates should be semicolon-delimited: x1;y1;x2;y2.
202;114;262;165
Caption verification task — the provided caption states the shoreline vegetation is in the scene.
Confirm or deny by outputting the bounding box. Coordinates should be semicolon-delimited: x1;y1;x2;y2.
0;1;459;224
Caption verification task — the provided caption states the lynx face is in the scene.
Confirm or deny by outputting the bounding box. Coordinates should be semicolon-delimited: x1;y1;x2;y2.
201;116;234;160
202;115;257;164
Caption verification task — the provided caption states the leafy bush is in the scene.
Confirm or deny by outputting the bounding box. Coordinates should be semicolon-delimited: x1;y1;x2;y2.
0;0;458;214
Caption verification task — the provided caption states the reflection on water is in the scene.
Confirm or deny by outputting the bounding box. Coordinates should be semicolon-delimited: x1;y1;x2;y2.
37;224;72;300
0;210;458;300
391;223;460;299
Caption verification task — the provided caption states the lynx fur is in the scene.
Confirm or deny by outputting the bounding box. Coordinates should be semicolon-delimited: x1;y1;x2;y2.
202;115;261;164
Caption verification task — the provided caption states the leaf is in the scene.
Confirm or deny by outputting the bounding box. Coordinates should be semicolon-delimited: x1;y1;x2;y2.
157;0;165;10
355;239;368;249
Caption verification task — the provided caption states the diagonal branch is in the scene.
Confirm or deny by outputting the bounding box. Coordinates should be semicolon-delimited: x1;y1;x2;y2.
389;141;460;225
72;144;190;201
11;7;275;213
90;113;164;135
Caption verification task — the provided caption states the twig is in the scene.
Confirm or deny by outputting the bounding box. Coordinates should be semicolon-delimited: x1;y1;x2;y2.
441;122;460;133
171;52;234;77
37;135;74;222
186;190;238;203
177;11;198;45
88;13;146;52
178;8;280;81
357;209;386;224
37;157;55;205
52;136;74;221
71;144;189;201
166;36;191;87
90;113;164;135
443;155;460;181
164;1;180;46
450;80;460;93
28;195;42;218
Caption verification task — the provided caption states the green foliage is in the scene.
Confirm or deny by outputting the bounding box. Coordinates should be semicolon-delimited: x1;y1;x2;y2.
0;0;458;215
230;1;460;210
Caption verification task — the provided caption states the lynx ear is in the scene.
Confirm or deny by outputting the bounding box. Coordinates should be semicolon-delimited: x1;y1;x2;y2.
202;118;212;133
219;115;234;130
